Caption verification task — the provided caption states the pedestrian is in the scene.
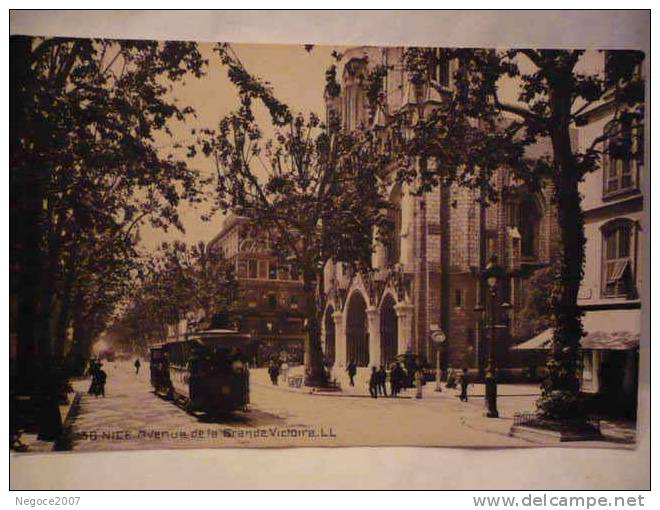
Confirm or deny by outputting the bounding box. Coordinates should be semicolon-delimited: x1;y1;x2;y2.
414;367;424;399
459;367;469;402
268;360;279;385
390;363;401;397
377;365;388;396
88;359;100;395
97;368;107;398
346;360;357;387
369;367;378;398
134;358;141;375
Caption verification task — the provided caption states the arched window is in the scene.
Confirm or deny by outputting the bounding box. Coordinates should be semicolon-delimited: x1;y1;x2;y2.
601;219;637;298
385;184;403;266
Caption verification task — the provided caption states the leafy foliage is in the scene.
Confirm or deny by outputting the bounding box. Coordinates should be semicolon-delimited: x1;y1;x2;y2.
10;36;208;370
197;44;392;384
370;47;644;419
113;241;237;351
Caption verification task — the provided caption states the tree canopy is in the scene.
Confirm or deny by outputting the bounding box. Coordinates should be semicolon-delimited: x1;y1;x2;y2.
10;36;208;374
195;44;392;384
365;47;645;419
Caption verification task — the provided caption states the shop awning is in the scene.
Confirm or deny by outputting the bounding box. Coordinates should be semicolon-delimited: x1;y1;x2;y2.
511;328;553;350
511;309;640;351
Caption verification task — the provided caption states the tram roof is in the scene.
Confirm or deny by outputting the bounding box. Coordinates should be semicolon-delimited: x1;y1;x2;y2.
185;328;253;345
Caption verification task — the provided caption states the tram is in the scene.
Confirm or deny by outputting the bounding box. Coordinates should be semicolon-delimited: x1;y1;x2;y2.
149;328;256;415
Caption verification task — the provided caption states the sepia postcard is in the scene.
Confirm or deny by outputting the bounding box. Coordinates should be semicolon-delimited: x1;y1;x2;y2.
10;32;647;456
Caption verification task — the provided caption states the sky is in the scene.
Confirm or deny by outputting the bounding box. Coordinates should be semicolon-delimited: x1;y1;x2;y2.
138;44;605;255
139;42;342;253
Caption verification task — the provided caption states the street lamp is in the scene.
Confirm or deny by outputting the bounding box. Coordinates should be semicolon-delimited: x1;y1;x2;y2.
483;254;505;418
430;328;446;392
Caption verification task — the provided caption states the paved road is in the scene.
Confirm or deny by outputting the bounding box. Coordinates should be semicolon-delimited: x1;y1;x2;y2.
66;360;540;451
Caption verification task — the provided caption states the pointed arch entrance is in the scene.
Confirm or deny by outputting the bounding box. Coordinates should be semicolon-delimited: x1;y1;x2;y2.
346;292;369;367
324;306;336;366
380;294;398;366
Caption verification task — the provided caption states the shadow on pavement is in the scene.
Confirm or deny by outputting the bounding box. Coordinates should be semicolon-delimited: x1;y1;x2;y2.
197;408;288;427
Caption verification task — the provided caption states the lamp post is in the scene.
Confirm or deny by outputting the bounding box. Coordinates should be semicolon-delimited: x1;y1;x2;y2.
431;329;446;392
473;303;484;378
483;254;505;418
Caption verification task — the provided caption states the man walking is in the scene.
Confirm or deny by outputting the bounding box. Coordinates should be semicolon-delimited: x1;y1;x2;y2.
369;367;378;399
377;365;388;397
97;367;107;398
134;358;141;375
459;367;469;402
390;363;402;397
346;360;357;387
268;359;280;385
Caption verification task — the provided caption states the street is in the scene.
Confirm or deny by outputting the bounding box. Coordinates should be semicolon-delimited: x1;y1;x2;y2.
65;360;545;451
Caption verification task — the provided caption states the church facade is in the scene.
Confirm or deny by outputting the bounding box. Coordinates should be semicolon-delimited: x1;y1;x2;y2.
320;47;559;384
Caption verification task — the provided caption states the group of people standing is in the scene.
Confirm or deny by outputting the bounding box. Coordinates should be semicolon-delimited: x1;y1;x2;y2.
351;361;471;401
349;361;420;399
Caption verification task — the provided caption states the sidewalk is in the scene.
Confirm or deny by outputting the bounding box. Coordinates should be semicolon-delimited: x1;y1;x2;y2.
16;378;88;453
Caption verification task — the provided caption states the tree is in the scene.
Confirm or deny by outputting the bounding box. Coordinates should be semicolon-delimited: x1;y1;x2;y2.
156;240;238;321
378;48;645;420
515;266;555;342
10;36;207;393
197;44;390;386
113;240;238;353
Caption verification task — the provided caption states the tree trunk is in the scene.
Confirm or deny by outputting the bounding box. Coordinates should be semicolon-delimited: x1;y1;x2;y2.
303;266;327;387
69;297;86;373
536;77;586;420
54;252;78;359
11;36;40;395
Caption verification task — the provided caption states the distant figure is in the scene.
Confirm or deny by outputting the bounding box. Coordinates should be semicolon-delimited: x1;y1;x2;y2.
369;367;378;398
347;361;357;387
377;365;388;396
97;368;107;398
390;363;403;397
459;367;469;402
134;358;141;375
414;368;424;399
268;360;279;385
88;360;101;395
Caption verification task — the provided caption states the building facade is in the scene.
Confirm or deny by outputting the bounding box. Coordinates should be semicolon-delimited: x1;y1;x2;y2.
208;214;307;366
573;54;644;418
321;47;559;385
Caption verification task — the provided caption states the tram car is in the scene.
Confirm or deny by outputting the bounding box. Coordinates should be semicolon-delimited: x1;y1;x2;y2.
149;345;171;397
149;328;256;415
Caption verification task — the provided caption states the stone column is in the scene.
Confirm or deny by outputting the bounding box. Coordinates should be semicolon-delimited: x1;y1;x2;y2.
332;310;346;368
366;306;381;367
394;302;414;354
372;227;387;277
